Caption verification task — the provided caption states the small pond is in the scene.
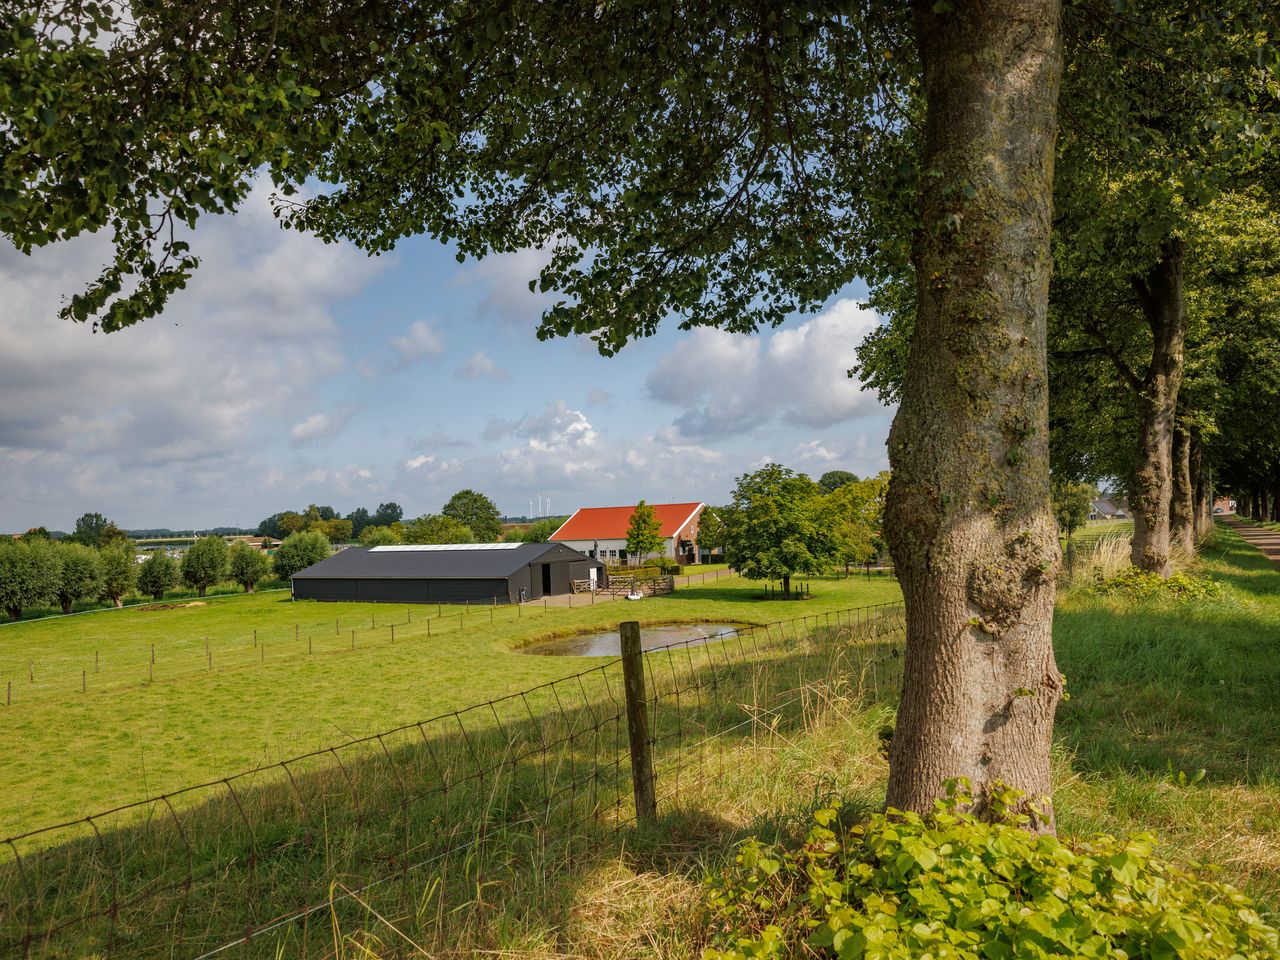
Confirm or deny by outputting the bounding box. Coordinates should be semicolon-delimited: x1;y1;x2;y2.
519;622;746;657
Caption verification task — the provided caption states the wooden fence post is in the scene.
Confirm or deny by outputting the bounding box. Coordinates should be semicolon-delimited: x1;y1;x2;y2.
619;621;657;825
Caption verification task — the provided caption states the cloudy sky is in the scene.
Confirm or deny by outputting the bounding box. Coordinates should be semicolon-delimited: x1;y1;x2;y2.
0;181;894;532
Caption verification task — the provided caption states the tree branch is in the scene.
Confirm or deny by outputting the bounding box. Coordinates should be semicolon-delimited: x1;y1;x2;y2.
1083;320;1144;394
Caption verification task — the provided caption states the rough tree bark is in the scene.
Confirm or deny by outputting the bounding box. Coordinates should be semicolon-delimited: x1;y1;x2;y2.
1127;239;1187;576
1170;416;1195;549
884;0;1064;830
1191;436;1213;540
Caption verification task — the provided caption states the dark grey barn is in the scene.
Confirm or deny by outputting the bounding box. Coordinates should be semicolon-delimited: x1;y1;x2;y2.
290;542;606;604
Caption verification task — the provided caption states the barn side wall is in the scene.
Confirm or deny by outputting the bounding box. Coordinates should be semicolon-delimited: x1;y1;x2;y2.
509;565;533;602
292;577;511;604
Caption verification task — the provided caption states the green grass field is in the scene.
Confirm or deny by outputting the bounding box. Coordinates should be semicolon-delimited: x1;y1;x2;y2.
1051;523;1280;907
3;525;1278;958
0;573;900;835
1069;517;1134;545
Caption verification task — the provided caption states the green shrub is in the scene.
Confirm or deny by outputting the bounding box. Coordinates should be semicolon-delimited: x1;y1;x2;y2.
703;786;1276;959
273;531;331;580
1089;567;1227;603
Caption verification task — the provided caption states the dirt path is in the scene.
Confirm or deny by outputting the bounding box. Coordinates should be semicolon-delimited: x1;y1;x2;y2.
1221;517;1280;570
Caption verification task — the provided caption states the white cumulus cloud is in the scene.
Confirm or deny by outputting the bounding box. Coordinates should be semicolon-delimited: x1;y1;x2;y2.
455;350;511;381
390;321;445;366
290;408;354;446
0;177;384;529
646;298;887;439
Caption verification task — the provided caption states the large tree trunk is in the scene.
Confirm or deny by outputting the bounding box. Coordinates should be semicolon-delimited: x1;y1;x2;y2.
1128;239;1187;576
884;0;1064;829
1169;417;1195;551
1191;437;1212;540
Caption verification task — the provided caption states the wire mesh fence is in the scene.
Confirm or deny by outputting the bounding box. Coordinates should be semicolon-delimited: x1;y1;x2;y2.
0;600;904;958
0;582;697;706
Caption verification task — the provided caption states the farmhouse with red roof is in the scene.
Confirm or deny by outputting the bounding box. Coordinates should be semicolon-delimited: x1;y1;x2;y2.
550;502;705;565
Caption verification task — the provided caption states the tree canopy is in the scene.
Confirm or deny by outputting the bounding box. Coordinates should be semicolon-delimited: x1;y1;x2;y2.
624;501;664;562
66;512;126;549
228;542;272;593
137;551;179;601
54;542;102;615
504;517;565;543
0;538;59;620
2;2;922;343
181;537;228;597
358;524;402;547
272;531;331;580
441;490;502;543
818;469;860;493
723;464;837;594
98;541;136;608
401;514;475;545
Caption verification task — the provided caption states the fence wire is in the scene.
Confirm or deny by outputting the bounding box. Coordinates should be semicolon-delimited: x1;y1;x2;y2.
0;570;735;705
0;600;904;959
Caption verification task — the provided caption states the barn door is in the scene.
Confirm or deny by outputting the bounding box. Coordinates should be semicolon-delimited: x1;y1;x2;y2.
541;564;552;595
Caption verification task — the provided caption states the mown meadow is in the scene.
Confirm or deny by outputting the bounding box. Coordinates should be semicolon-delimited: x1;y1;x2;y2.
0;571;900;834
2;524;1277;958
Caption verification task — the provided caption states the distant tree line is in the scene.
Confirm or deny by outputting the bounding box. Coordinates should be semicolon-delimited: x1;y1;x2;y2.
0;515;339;620
255;490;513;549
255;502;405;543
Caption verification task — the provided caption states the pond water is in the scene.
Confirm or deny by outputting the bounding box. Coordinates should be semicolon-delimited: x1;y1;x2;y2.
519;622;746;657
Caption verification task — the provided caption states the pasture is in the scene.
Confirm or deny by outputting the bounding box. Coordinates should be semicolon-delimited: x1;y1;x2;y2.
0;572;900;835
3;524;1279;958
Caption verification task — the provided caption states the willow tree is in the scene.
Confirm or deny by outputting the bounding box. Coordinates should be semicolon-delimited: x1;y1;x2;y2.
8;1;1077;819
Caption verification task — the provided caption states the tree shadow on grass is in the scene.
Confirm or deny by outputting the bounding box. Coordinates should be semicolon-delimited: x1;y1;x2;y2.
1054;597;1280;785
0;616;904;959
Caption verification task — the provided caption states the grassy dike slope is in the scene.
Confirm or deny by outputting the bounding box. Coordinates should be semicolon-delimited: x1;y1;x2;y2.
425;522;1280;954
0;574;900;835
1053;524;1280;907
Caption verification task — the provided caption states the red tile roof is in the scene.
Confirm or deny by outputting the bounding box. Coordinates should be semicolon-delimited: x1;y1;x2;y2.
550;503;703;542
